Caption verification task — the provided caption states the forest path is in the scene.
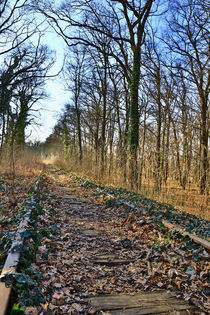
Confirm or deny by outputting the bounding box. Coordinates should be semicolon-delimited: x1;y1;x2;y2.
28;169;207;314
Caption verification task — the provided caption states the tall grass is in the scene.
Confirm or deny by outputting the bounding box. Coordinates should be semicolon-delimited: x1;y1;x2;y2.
0;147;43;177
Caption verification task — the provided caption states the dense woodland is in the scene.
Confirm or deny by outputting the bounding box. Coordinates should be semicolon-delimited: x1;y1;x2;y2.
0;0;209;197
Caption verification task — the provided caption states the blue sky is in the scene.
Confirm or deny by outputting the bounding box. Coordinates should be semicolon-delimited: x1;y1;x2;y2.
26;28;71;142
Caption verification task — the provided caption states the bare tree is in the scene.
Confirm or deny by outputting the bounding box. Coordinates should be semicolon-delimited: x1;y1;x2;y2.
0;0;39;56
0;43;55;156
35;0;159;189
165;0;209;194
63;47;87;163
143;31;164;190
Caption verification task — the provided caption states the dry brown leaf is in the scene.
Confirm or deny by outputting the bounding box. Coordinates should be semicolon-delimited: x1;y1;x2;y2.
52;292;64;299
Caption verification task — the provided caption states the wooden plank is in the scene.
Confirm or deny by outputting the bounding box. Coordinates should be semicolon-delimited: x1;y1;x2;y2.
110;308;193;314
61;197;82;204
162;220;210;250
93;255;134;266
89;291;180;308
88;291;197;314
82;229;99;236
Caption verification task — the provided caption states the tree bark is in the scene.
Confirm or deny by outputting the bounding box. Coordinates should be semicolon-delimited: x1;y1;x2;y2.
200;95;209;194
128;52;140;190
75;96;82;162
139;102;147;189
155;68;162;190
100;52;108;177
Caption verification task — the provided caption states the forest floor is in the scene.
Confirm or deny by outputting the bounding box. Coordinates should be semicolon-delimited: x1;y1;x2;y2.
23;168;209;314
0;167;209;314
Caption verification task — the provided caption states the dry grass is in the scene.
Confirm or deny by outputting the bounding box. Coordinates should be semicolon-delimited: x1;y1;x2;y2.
139;183;209;220
47;154;209;221
41;154;60;166
0;149;43;178
1;148;208;220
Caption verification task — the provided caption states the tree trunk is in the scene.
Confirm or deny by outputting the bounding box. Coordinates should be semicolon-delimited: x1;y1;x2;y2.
63;122;69;161
108;113;115;177
163;116;170;185
200;95;209;194
155;68;162;191
172;120;183;188
75;97;82;162
122;77;129;184
166;99;183;188
15;91;29;150
139;103;147;189
128;53;140;190
181;108;188;190
100;52;108;177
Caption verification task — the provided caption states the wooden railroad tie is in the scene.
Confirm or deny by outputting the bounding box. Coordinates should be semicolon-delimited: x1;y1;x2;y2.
88;291;198;314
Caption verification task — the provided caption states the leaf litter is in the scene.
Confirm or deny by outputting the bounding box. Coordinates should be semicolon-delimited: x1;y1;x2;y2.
25;170;209;314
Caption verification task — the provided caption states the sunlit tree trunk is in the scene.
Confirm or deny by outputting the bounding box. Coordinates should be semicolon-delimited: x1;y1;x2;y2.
163;115;170;185
200;94;209;194
108;113;115;177
63;120;69;161
75;95;82;162
139;102;147;189
100;52;108;177
155;68;162;190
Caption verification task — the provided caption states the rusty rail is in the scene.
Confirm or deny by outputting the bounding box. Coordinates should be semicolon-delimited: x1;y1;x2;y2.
0;174;42;315
162;219;210;251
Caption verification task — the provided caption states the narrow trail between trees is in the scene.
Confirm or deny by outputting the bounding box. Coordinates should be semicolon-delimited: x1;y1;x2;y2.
26;169;209;314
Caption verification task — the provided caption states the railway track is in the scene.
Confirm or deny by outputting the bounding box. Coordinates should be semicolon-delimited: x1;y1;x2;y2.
34;169;208;313
0;168;209;313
